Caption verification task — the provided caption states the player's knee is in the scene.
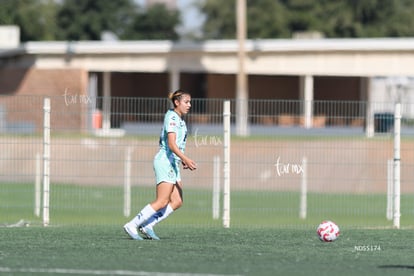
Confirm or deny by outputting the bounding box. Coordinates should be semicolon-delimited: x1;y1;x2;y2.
170;198;183;210
152;198;170;210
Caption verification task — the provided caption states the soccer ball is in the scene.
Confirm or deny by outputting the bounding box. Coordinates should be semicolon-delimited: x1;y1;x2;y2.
317;220;340;242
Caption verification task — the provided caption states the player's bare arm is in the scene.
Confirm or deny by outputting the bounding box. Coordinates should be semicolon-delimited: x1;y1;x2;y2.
167;132;197;170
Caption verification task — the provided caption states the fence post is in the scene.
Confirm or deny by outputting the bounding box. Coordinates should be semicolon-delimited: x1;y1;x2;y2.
386;159;393;220
34;152;41;217
124;147;133;217
393;103;401;229
42;98;51;226
212;155;221;219
223;101;231;228
299;157;307;219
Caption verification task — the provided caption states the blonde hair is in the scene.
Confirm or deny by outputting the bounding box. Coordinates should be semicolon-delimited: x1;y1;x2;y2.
168;89;190;107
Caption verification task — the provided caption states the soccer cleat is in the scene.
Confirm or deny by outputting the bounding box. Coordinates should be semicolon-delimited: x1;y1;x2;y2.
123;223;143;240
139;226;160;240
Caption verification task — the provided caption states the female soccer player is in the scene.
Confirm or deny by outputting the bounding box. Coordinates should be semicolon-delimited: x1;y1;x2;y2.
123;89;197;240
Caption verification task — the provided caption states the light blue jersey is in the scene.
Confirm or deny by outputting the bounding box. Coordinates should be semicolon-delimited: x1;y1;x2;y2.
153;109;187;184
158;109;187;160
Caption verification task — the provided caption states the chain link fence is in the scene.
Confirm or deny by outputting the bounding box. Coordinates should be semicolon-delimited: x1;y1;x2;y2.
1;95;413;228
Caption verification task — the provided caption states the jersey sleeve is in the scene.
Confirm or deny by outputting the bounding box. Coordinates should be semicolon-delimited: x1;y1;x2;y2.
165;112;179;134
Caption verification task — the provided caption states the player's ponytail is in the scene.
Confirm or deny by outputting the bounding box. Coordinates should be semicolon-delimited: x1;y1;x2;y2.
169;89;189;107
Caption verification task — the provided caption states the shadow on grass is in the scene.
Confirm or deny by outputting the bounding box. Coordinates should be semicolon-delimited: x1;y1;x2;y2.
378;265;414;270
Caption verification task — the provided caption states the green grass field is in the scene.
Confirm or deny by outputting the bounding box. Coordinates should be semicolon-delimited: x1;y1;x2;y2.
2;182;414;275
0;225;413;276
2;183;414;228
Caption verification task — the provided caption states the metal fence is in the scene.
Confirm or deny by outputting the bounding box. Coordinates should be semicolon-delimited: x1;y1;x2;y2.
1;95;413;229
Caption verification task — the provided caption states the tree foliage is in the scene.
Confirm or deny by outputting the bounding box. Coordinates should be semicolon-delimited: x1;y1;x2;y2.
55;0;136;40
2;0;414;42
0;0;58;41
120;4;180;40
0;0;181;41
201;0;414;39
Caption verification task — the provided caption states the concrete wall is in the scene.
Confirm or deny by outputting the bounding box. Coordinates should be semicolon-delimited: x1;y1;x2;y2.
0;68;88;132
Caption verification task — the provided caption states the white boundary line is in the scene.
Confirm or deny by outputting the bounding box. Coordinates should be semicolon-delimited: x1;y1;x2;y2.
0;267;242;276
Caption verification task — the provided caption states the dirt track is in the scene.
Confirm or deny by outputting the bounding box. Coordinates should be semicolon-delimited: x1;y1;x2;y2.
1;136;413;194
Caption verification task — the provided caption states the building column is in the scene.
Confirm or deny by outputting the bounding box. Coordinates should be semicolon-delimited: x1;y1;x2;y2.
102;71;111;130
363;77;375;137
169;68;180;92
88;73;98;131
300;75;314;129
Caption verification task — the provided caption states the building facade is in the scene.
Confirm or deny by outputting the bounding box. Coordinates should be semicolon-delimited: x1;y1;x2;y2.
1;38;414;133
